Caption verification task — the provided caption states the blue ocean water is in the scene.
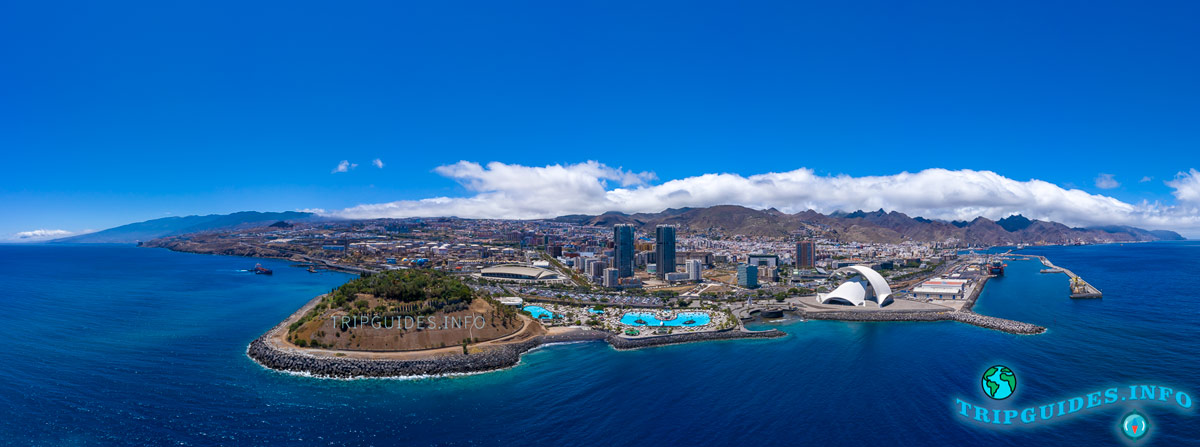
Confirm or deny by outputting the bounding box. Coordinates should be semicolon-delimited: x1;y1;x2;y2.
0;243;1196;446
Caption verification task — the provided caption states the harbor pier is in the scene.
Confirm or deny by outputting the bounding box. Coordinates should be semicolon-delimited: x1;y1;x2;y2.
1036;256;1102;299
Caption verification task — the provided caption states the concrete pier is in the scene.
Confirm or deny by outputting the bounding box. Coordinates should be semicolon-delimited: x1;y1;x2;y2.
1036;256;1102;298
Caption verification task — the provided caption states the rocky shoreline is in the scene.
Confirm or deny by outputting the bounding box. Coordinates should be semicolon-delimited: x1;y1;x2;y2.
247;327;786;379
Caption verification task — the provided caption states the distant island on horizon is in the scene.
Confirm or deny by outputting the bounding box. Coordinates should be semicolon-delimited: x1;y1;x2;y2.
53;205;1184;246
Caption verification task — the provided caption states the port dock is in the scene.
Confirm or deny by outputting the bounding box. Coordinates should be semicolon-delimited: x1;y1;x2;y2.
1035;256;1102;299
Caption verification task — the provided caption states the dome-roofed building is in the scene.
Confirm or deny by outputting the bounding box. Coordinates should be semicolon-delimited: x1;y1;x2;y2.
817;265;893;307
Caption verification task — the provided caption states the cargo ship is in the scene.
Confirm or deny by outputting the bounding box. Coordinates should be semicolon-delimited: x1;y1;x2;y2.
251;263;273;275
988;260;1006;276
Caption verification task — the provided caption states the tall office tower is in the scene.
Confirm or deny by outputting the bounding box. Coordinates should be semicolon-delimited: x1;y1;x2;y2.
797;240;816;268
686;259;702;281
614;224;635;278
655;225;676;278
737;263;759;289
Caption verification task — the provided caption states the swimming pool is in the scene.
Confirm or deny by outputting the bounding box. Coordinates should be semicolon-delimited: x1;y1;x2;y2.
620;311;711;327
588;308;605;314
523;305;556;319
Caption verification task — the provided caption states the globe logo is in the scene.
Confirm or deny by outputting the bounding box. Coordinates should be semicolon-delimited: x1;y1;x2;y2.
981;365;1016;400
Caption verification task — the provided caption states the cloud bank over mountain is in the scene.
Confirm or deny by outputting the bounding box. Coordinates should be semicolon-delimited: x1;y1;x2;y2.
333;161;1200;236
11;229;79;241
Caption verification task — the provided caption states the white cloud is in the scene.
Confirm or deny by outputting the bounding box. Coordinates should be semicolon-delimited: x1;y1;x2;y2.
1166;169;1200;204
328;161;1200;236
373;158;385;169
1140;176;1154;183
331;160;358;173
296;208;327;214
1095;173;1120;189
13;229;73;240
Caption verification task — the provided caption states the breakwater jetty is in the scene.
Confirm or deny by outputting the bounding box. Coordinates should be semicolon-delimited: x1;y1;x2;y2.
248;321;785;378
248;330;608;378
798;309;1046;335
608;327;785;350
1036;256;1102;298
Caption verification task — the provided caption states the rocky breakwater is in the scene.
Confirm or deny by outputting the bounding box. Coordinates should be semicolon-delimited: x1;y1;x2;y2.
607;328;786;350
802;309;951;322
949;311;1046;335
798;309;1045;335
248;327;787;377
247;330;609;378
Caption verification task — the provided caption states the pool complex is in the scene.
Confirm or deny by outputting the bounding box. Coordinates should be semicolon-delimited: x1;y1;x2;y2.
523;305;556;319
620;311;711;327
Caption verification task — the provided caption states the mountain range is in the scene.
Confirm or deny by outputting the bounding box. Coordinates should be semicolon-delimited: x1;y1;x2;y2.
54;206;1184;246
551;205;1184;245
53;211;316;244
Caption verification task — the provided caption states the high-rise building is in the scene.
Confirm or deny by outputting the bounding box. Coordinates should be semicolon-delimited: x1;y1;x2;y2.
603;268;619;288
655;225;676;278
797;241;816;268
737;263;759;289
614;224;635;278
588;260;608;280
686;259;702;282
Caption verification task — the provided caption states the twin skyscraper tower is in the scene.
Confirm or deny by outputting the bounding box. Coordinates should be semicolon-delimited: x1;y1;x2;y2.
614;224;676;279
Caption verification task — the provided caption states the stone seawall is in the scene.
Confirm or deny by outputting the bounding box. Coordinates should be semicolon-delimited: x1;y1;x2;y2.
248;328;786;378
799;308;1046;335
247;330;609;378
607;328;786;350
802;310;950;322
948;311;1046;335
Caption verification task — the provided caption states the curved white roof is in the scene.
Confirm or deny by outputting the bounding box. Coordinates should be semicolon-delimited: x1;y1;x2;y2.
820;281;867;306
823;265;893;306
480;264;559;280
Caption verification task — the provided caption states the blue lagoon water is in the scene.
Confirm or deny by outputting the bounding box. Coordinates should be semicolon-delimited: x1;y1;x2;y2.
1;243;1197;445
620;311;711;327
522;305;555;319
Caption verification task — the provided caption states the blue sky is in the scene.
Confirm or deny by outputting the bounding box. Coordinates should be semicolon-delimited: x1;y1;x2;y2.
2;1;1199;238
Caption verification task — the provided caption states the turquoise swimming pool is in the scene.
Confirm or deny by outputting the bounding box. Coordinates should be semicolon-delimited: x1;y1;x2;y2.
588;308;605;314
620;311;710;327
523;305;556;319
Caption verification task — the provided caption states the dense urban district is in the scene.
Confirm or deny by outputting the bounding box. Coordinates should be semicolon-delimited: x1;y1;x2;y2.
109;205;1176;377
